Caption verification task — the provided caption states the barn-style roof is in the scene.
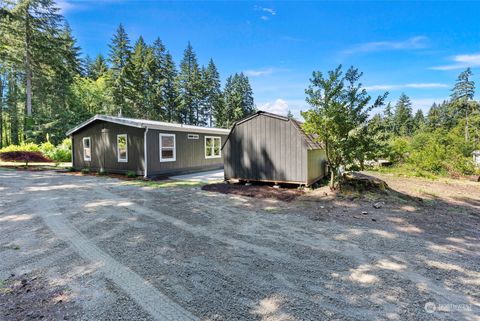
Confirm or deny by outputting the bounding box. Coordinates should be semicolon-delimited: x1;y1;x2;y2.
222;111;323;150
66;115;230;136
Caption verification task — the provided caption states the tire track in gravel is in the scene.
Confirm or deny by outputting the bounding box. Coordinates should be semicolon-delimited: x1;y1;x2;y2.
7;171;199;321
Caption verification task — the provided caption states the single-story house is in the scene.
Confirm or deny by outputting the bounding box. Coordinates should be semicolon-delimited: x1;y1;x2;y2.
66;115;230;177
222;111;327;186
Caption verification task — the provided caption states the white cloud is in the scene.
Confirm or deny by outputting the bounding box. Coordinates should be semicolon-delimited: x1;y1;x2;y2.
260;99;289;116
56;0;78;13
244;68;274;77
364;83;449;91
262;8;276;15
343;36;429;55
254;5;276;20
431;53;480;70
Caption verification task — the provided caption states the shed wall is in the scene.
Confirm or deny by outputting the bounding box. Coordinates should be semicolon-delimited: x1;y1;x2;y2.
72;121;145;174
307;149;327;185
224;114;309;183
146;129;227;176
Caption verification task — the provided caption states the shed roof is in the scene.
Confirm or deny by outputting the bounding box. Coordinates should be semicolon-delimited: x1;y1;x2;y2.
66;115;231;136
222;111;323;150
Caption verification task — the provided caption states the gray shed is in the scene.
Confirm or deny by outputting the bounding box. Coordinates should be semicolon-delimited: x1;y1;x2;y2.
66;115;230;177
222;111;327;186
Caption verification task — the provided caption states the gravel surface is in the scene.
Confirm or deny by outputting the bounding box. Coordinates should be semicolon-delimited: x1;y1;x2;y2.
0;170;479;320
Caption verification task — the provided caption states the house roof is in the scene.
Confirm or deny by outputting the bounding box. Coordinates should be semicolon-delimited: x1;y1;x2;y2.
66;115;231;136
221;111;323;150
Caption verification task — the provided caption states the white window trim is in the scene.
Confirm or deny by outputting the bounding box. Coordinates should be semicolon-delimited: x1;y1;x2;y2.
159;133;176;162
83;137;91;161
117;134;128;163
205;136;221;159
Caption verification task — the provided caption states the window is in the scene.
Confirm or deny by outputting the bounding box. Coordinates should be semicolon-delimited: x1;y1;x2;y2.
117;134;128;162
188;134;199;140
83;137;91;161
205;136;221;159
160;133;176;162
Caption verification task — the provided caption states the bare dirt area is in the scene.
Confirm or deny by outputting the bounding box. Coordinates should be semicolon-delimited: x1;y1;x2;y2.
0;170;479;320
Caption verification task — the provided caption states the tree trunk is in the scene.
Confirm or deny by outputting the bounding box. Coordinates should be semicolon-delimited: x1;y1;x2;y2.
8;74;19;145
24;5;32;118
329;168;335;190
465;108;469;142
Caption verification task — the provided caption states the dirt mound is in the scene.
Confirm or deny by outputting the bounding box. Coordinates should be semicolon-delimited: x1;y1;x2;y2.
202;183;304;202
0;274;81;321
341;172;389;192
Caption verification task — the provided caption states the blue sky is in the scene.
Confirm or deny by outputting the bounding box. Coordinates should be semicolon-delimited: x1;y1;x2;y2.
60;0;480;118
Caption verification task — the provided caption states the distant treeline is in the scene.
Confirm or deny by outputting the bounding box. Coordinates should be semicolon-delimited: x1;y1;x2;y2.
0;0;255;146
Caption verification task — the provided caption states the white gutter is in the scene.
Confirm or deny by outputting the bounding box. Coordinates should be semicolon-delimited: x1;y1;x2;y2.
143;127;149;178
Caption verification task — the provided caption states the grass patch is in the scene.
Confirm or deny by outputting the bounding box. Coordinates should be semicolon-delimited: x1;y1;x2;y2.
367;165;439;180
0;161;72;170
0;279;9;294
122;179;205;189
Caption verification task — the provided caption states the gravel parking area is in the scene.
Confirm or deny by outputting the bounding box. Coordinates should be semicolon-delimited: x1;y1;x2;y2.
0;170;479;320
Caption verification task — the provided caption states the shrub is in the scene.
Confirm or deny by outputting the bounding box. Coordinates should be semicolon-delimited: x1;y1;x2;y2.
81;168;90;174
0;151;52;166
67;166;75;172
125;170;137;178
53;138;72;162
0;143;41;153
98;169;108;176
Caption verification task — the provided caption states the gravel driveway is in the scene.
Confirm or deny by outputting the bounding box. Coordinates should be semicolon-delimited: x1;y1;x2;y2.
0;170;479;320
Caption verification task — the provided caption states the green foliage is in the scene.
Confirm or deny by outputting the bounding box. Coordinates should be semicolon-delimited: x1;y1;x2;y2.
301;65;387;189
125;170;137;178
0;143;41;153
81;167;90;174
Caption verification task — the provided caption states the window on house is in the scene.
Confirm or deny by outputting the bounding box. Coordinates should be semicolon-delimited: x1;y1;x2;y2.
117;134;128;162
188;134;199;140
83;137;91;161
160;133;176;162
205;136;221;159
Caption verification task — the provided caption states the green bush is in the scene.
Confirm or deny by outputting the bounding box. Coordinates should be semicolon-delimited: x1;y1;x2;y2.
81;168;90;174
125;171;137;178
98;169;108;176
0;143;41;153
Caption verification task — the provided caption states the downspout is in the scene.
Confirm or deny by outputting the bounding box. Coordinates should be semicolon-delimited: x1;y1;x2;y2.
143;127;149;178
70;135;74;169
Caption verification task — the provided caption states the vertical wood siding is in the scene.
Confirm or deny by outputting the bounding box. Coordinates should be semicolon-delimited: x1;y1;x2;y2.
223;114;312;183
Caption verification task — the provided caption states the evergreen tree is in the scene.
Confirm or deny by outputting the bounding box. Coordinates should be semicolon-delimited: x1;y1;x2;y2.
163;51;178;122
147;38;167;120
108;24;131;116
222;73;255;127
383;102;394;133
203;59;223;127
177;42;202;124
413;109;425;132
451;68;476;141
88;54;108;80
126;36;149;118
393;93;414;136
286;110;294;119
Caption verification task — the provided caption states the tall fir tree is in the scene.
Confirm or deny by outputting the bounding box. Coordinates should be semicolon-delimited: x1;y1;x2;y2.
163;51;179;123
393;93;414;136
413;109;425;132
126;36;149;118
450;68;476;141
222;73;255;128
203;59;223;127
147;37;167;120
88;54;108;80
177;42;201;124
108;23;131;116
